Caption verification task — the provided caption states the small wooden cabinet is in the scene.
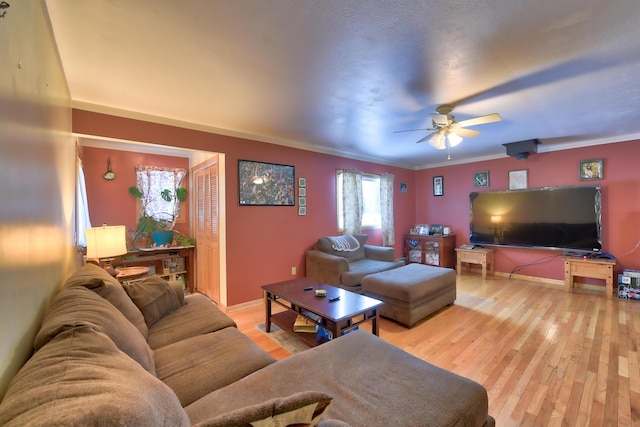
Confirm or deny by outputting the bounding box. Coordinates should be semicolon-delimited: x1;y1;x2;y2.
405;234;456;268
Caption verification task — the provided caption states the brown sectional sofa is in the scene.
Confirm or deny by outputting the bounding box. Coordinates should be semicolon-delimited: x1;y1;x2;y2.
0;262;494;426
306;234;405;293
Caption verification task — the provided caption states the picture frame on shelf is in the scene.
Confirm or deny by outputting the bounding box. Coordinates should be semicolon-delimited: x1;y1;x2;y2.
508;169;528;190
433;176;444;196
579;159;604;180
473;171;489;188
238;160;295;206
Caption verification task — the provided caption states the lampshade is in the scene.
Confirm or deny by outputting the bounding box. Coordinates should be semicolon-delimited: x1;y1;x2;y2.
85;225;128;259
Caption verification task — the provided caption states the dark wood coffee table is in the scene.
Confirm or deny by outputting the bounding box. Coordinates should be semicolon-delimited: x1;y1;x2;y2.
262;278;383;347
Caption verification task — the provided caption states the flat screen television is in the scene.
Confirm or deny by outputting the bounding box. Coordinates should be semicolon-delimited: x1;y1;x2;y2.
469;186;602;253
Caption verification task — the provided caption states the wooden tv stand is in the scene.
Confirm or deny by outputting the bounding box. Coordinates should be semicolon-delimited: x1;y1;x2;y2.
563;256;615;299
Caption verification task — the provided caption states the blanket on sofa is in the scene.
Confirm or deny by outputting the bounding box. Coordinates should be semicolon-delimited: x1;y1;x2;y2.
327;235;360;252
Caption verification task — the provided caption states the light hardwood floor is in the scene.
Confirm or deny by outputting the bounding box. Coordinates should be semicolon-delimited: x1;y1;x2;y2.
227;273;640;426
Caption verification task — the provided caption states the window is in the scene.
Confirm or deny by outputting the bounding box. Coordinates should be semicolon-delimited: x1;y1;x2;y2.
135;166;187;224
336;171;381;230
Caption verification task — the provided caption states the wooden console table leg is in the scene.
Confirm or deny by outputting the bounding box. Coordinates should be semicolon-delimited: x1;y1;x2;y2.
481;261;487;279
456;257;462;276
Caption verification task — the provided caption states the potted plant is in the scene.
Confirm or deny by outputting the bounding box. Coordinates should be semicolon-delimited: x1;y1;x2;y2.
129;186;188;247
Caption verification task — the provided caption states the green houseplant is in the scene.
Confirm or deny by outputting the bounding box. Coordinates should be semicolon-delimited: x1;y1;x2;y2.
129;186;189;247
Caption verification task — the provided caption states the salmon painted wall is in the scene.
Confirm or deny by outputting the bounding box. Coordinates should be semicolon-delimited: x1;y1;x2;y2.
416;140;640;282
73;110;416;306
80;146;191;243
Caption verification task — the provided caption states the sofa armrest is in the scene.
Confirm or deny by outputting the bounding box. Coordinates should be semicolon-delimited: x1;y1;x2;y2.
364;245;396;262
305;250;349;286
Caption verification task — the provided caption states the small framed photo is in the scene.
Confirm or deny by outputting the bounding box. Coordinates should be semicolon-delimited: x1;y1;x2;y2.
473;171;489;188
298;206;307;216
298;177;307;187
400;182;408;193
299;187;306;197
508;170;528;190
298;197;306;207
410;228;418;235
433;176;444;196
579;159;604;180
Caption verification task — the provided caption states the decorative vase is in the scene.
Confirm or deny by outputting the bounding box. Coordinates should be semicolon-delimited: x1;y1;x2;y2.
152;231;174;246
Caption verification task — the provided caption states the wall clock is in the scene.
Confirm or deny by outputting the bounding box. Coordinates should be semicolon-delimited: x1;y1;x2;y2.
473;171;489;188
103;158;116;181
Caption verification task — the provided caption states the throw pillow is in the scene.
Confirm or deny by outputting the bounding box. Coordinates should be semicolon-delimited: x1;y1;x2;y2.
193;391;333;427
124;276;181;328
64;263;149;338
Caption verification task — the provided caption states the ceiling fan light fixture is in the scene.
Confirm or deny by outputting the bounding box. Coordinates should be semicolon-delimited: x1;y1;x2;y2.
429;132;446;149
447;132;463;147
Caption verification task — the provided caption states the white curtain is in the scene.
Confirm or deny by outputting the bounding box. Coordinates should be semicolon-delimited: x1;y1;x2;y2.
341;169;363;235
380;173;395;246
76;158;92;247
135;166;187;227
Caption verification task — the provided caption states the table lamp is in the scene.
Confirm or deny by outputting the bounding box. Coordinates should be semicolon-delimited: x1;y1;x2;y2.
85;225;128;276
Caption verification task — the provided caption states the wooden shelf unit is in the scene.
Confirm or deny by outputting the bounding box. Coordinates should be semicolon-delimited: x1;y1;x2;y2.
117;246;195;292
405;234;456;268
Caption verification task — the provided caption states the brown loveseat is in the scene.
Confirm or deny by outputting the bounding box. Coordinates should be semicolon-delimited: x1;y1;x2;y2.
306;234;405;293
0;263;494;426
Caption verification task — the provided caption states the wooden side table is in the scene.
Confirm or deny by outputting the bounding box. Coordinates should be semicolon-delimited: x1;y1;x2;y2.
456;247;495;279
564;256;615;299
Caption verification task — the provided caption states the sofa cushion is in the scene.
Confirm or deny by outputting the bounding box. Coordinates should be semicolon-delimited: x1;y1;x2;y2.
0;326;189;427
154;327;276;406
33;286;156;375
64;263;149;338
315;234;368;262
341;258;404;287
192;391;333;427
147;293;237;350
124;276;181;328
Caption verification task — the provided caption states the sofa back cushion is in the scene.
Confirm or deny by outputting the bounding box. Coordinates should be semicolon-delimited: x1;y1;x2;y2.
64;263;149;338
315;234;368;262
33;286;156;375
123;276;181;328
0;326;189;427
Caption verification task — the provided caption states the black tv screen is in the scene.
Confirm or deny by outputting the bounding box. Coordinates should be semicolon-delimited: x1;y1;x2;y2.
469;186;602;253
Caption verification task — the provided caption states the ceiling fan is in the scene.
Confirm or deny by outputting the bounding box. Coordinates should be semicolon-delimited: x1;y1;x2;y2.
395;105;502;153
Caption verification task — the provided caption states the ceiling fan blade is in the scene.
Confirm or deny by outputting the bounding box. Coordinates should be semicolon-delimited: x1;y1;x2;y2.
457;113;502;128
394;128;434;134
454;127;481;138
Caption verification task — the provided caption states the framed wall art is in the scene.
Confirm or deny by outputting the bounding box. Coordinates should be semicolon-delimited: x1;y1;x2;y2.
508;170;528;190
473;171;489;188
433;176;444;196
238;160;295;206
579;159;603;180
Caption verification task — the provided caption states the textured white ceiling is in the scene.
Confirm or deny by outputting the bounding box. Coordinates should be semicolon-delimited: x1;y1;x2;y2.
45;0;640;168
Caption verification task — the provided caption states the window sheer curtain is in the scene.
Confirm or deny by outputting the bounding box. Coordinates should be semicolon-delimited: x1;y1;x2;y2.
340;169;363;235
76;158;92;247
135;166;187;226
380;173;395;246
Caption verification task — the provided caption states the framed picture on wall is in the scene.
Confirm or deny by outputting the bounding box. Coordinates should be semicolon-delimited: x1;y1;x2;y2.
238;160;295;206
433;176;444;196
473;171;489;188
579;159;603;180
508;170;528;190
